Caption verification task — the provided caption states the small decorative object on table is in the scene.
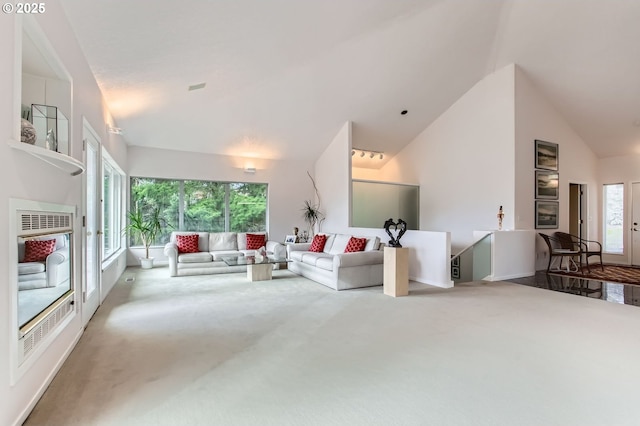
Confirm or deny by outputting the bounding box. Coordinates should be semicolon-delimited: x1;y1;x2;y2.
284;235;297;244
46;128;58;152
383;218;407;248
497;205;504;230
21;119;37;145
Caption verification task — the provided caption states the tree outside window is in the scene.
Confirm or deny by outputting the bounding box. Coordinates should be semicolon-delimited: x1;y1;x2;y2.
130;177;267;246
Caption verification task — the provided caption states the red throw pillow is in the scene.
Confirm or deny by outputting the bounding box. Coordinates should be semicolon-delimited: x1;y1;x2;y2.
176;234;200;253
309;234;328;252
344;237;367;253
23;239;56;262
246;233;266;250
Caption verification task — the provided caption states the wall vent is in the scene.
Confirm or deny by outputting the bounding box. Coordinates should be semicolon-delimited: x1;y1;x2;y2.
18;210;72;237
19;295;73;365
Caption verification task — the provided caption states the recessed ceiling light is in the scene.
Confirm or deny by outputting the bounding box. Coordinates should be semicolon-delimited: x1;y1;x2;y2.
188;82;207;91
401;110;408;115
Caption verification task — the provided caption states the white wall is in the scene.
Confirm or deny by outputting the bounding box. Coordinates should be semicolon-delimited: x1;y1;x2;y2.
126;146;315;264
376;64;517;250
314;121;351;233
599;155;640;265
0;6;127;425
513;67;599;270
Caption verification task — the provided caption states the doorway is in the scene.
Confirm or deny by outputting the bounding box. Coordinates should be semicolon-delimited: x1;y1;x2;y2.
569;183;587;239
632;183;640;266
82;119;101;326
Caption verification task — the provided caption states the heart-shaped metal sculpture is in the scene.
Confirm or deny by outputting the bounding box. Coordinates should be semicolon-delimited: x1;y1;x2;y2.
383;218;407;248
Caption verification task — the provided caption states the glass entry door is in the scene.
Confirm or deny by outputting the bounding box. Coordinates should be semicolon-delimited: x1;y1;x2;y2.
83;120;101;326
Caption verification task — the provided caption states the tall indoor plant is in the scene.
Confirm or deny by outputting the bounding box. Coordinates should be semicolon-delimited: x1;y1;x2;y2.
123;208;162;269
302;199;324;239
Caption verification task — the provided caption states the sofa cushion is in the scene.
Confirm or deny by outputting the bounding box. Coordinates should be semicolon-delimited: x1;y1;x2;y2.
315;257;334;271
301;252;333;267
327;234;351;254
309;234;327;252
345;237;367;253
18;262;46;275
289;251;305;262
23;239;56;262
178;252;213;263
322;233;336;254
246;233;266;250
362;236;381;252
210;233;238;251
176;234;200;253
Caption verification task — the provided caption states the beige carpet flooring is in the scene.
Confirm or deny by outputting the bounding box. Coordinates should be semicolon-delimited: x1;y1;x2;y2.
24;267;640;426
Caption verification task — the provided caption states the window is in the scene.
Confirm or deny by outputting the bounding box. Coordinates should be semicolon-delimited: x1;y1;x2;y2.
102;151;125;260
130;177;267;246
603;183;623;254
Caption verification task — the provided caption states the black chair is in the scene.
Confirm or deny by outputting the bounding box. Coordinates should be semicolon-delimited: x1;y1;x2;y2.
554;231;604;272
538;233;582;273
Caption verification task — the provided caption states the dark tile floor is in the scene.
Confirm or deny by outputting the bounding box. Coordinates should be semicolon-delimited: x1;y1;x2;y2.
509;271;640;307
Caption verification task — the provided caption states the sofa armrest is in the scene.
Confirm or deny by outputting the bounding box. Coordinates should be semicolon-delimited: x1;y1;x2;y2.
46;248;69;287
334;250;384;268
164;242;179;277
286;242;312;258
266;240;286;259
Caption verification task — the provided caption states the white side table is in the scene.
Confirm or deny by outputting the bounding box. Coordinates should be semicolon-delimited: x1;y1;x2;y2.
384;246;409;297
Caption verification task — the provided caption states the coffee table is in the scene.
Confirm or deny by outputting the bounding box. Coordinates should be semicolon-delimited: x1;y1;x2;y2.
221;255;289;281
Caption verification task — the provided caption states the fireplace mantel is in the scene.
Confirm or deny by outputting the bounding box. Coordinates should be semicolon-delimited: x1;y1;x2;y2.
9;140;84;176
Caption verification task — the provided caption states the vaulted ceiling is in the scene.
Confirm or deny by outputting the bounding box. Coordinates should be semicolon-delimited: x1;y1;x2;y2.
59;0;640;168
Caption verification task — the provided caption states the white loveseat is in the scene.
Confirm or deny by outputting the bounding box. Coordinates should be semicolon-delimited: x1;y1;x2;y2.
287;233;384;291
164;231;286;277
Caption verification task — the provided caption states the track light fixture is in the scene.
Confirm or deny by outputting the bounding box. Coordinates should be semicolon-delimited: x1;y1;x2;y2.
352;147;385;160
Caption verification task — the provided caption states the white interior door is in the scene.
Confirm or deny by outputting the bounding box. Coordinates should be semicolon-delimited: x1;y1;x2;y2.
632;183;640;265
83;121;101;326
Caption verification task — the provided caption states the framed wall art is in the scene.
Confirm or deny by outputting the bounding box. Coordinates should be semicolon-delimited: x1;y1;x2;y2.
535;200;559;229
535;139;558;171
535;170;559;199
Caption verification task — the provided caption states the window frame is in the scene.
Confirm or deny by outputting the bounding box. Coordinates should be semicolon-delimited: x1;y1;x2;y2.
129;177;268;247
102;149;125;261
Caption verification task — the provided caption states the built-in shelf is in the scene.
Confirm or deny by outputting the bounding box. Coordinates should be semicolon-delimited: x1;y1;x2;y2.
8;140;84;176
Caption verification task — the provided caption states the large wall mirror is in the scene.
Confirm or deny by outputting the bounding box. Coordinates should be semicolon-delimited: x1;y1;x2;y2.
351;180;420;229
18;232;73;332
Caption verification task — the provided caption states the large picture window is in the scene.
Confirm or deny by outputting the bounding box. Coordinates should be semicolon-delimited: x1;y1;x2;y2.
102;151;125;260
130;177;267;246
603;183;623;254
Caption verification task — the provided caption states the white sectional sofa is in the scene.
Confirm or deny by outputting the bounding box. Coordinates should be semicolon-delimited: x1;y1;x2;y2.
164;231;285;277
287;233;384;291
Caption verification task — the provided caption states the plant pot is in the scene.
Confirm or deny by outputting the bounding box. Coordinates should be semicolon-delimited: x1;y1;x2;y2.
140;257;154;269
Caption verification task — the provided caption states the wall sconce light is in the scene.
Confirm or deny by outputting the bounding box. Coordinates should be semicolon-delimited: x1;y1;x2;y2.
379;153;384;160
106;125;123;135
244;166;256;174
359;151;365;157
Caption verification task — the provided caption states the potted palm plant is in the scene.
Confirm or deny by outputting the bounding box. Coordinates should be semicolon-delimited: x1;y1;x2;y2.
123;208;162;269
302;200;324;239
